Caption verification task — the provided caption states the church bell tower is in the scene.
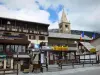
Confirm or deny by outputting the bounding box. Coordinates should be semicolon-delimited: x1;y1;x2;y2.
59;9;71;34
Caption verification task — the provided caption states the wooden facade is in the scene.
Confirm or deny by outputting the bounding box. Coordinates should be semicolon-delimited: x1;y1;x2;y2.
0;17;49;45
0;17;49;72
0;17;49;35
0;17;48;54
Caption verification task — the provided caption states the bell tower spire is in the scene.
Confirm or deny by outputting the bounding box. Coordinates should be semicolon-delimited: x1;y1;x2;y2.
59;7;71;34
61;8;68;23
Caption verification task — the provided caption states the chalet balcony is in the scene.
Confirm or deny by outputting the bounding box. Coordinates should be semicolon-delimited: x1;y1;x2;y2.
18;29;22;32
12;28;17;31
13;53;30;59
34;31;38;34
23;29;28;33
7;28;10;30
0;27;5;30
39;31;48;35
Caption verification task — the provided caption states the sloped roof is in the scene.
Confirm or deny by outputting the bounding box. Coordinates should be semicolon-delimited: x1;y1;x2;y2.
49;29;100;38
80;42;95;51
49;32;92;40
0;17;49;26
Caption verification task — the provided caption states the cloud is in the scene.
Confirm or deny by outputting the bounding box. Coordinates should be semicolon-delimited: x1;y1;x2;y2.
49;22;59;29
0;0;63;29
0;0;100;32
0;0;39;10
0;0;51;24
36;0;100;32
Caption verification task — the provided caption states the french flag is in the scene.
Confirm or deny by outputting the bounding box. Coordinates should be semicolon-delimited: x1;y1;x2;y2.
80;32;84;41
90;33;95;43
92;33;95;40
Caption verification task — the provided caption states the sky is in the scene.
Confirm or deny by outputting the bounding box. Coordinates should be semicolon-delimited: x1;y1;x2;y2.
0;0;100;32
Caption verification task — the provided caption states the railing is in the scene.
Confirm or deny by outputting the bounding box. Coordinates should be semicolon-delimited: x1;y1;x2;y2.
0;27;5;30
76;53;98;64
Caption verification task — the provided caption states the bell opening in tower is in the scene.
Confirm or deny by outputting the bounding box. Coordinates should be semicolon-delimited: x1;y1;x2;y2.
65;25;68;28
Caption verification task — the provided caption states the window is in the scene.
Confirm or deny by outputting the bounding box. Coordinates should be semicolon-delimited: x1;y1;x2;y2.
18;45;22;52
6;45;10;51
28;35;31;39
15;45;19;52
10;45;15;52
0;45;3;52
28;35;36;39
22;46;25;52
39;36;45;40
31;35;35;39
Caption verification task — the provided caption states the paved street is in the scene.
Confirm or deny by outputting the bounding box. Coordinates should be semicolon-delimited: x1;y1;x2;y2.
63;67;100;75
5;64;100;75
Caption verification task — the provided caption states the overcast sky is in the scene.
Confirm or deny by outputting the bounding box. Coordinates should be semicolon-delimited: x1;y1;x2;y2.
0;0;100;32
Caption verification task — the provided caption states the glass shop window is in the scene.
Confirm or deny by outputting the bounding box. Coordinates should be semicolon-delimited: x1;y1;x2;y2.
10;45;15;53
21;46;25;52
0;59;4;69
31;35;36;39
29;35;36;40
18;45;21;52
15;45;19;52
0;45;3;52
39;36;45;40
6;59;11;69
6;45;10;52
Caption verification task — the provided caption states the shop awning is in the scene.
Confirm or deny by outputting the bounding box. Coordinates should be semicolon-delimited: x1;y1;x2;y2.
80;42;96;51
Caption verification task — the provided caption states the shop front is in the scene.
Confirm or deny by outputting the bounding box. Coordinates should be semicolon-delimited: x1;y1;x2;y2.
0;34;30;71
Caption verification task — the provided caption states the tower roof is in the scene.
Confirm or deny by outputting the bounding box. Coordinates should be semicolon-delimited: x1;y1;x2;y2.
61;9;68;23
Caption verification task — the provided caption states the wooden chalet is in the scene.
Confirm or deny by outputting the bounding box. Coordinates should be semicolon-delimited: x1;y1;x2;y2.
0;17;49;72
